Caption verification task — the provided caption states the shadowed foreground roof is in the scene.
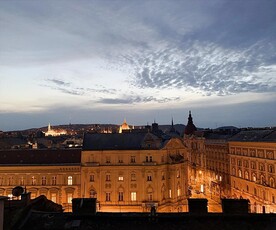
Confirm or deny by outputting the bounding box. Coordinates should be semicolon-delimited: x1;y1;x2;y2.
20;211;276;230
0;149;81;165
83;133;161;150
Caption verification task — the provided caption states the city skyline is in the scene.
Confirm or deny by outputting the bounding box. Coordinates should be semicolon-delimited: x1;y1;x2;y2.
0;0;276;131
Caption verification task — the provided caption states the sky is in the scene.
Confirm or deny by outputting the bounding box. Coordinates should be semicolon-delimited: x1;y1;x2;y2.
0;0;276;131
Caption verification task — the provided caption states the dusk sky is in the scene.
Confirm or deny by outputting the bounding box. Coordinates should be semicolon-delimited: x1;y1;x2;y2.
0;0;276;131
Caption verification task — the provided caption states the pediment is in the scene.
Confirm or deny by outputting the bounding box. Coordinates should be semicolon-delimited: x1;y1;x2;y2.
163;138;185;150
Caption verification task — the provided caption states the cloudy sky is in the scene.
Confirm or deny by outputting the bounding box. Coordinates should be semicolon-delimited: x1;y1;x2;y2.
0;0;276;131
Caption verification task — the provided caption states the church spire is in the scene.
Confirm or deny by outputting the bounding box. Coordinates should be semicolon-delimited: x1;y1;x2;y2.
184;111;197;135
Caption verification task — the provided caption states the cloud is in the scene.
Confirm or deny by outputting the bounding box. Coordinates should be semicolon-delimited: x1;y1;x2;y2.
42;78;117;96
97;95;180;105
120;40;276;96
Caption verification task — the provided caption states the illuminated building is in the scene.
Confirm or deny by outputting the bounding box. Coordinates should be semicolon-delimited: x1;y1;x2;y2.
0;149;81;212
183;111;206;195
81;132;189;212
45;123;67;136
229;130;276;213
204;137;231;202
118;119;132;133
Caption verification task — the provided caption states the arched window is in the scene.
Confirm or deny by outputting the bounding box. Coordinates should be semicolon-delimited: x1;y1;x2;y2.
232;167;236;176
244;171;249;180
252;173;256;182
270;177;275;188
90;190;97;198
238;169;242;178
67;176;73;185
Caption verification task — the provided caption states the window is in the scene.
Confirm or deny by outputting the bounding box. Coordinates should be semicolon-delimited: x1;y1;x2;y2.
8;177;13;186
118;176;124;181
51;193;57;203
246;185;249;192
118;192;124;201
177;187;181;197
131;192;137;201
245;171;249;180
259;163;265;171
270;177;275;188
252;173;257;182
42;176;46;185
90;174;95;182
90;190;97;198
176;170;180;178
106;156;111;163
67;193;73;203
254;188;257;196
146;156;153;162
52;176;57;185
251;162;256;169
118;156;123;163
272;195;275;203
150;156;153;162
162;172;165;180
147;175;152;181
148;193;153;201
146;156;149;162
169;189;172;198
269;165;274;173
106;192;111;201
131;173;136;181
238;169;242;178
31;176;36;185
20;176;24;186
130;156;136;163
237;160;242;166
232;167;236;176
67;176;73;185
106;174;111;181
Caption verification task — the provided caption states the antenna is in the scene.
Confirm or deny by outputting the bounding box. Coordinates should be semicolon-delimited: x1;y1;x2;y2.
12;186;24;197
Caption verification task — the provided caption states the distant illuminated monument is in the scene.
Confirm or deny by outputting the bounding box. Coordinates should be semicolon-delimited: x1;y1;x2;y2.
119;118;132;133
45;123;67;136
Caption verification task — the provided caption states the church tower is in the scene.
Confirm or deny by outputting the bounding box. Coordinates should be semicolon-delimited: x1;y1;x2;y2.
184;111;197;135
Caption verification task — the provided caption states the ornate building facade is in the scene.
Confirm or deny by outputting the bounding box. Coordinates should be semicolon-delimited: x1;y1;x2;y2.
0;149;81;212
229;130;276;213
81;132;189;212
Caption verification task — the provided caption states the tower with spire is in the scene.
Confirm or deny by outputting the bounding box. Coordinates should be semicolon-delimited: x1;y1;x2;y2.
184;111;197;135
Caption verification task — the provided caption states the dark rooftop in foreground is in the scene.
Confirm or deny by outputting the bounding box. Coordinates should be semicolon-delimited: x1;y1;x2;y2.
0;149;81;165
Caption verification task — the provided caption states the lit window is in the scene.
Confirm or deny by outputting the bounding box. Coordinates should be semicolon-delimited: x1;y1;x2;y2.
67;176;73;185
8;194;13;200
177;170;180;178
131;192;137;201
52;176;57;185
169;189;172;198
106;192;111;201
252;173;257;182
238;169;242;178
177;188;181;197
118;176;124;181
31;176;36;185
51;193;57;203
67;193;73;203
20;176;24;186
118;192;124;201
41;176;46;185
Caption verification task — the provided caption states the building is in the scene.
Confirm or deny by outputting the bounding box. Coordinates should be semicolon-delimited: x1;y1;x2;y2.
228;130;276;213
0;149;81;212
204;134;231;202
81;132;189;212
